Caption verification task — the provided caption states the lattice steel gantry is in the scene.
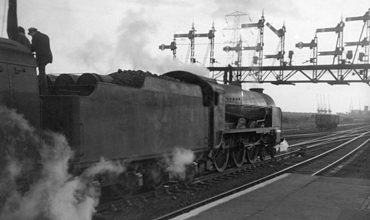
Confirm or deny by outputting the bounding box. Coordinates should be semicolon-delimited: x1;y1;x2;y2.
345;8;370;64
209;64;370;85
160;23;216;65
209;9;370;86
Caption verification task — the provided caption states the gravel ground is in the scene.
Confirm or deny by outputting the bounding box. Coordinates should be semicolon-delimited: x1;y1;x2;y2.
94;125;370;220
95;159;300;220
329;139;370;179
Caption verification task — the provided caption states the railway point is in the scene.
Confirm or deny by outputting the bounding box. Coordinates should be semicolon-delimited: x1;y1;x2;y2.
172;173;370;220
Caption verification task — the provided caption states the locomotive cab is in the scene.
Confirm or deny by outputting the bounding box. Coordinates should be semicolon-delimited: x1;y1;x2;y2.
163;71;226;148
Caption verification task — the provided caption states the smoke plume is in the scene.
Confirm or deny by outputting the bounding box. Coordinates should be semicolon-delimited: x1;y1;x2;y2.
69;9;213;78
0;104;125;220
115;10;211;77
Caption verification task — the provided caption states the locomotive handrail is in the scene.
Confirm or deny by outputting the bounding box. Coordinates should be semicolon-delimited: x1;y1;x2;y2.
223;127;273;134
49;84;96;96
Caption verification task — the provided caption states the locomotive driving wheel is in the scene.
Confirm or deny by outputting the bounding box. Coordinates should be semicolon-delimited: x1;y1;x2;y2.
259;147;267;161
212;144;229;172
245;136;259;163
231;139;245;168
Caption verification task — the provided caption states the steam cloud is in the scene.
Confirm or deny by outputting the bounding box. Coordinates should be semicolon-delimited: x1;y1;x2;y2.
0;104;125;220
274;139;290;153
164;147;195;180
115;10;212;77
72;9;211;78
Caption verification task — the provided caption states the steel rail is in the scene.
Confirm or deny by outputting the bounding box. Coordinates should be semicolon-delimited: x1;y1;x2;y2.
284;124;370;139
153;130;370;220
95;126;369;218
288;126;370;148
312;136;370;176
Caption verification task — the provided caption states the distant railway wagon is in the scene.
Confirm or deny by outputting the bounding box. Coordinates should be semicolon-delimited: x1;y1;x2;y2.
315;114;339;130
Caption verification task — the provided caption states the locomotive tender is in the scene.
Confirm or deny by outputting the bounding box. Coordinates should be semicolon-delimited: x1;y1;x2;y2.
0;37;283;192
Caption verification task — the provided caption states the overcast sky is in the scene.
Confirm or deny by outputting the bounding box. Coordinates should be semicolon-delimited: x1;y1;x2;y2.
1;0;369;113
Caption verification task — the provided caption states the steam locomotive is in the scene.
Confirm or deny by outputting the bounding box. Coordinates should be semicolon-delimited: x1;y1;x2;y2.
0;37;283;193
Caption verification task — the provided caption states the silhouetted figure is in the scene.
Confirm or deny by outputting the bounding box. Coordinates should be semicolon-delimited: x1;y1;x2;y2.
16;26;31;49
28;27;53;95
7;0;31;49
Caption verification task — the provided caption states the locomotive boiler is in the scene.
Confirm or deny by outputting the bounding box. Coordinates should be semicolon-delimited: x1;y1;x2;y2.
0;36;283;194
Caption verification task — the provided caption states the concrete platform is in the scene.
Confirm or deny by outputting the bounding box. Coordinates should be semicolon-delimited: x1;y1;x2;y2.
172;173;370;220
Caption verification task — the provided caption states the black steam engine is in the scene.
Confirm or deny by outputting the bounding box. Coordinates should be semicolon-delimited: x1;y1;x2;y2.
0;38;283;193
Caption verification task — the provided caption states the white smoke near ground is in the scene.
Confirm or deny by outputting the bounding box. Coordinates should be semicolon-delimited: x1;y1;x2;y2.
82;157;125;178
0;104;39;209
274;139;290;153
47;156;125;220
0;132;74;220
164;147;195;180
0;104;125;220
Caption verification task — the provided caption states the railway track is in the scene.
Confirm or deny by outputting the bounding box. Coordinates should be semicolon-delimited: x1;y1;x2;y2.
93;125;370;220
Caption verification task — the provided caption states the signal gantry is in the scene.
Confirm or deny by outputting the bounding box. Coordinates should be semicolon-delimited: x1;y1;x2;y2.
158;39;177;59
265;22;286;66
295;36;318;65
160;23;216;66
209;10;370;86
159;9;370;85
316;20;345;65
241;13;265;68
345;9;370;64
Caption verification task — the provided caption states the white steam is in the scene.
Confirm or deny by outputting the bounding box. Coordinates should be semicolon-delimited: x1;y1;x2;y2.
82;157;125;178
164;147;195;180
71;9;212;78
274;139;290;153
157;58;211;77
114;9;212;77
0;105;125;220
6;158;22;181
0;104;36;135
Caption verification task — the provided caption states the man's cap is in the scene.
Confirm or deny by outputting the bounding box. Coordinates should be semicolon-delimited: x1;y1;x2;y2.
28;27;37;33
